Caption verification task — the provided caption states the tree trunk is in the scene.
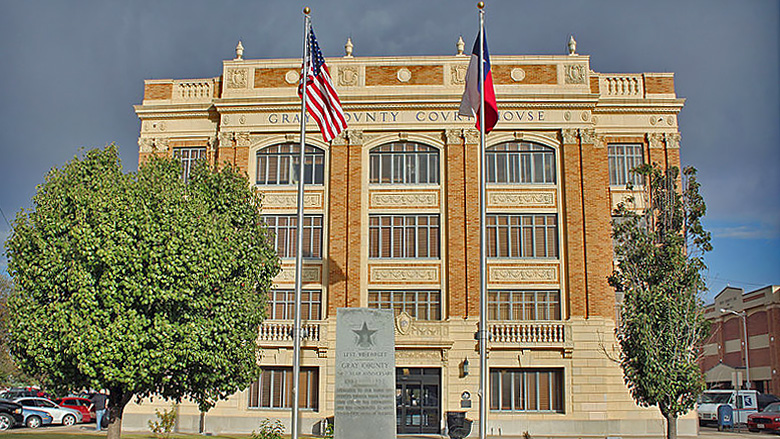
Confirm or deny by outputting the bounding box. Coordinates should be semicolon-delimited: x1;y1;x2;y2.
665;412;678;439
106;389;133;439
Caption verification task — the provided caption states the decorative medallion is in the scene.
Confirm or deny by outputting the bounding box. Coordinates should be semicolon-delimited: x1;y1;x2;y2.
451;65;468;85
227;68;248;89
158;121;166;131
563;111;571;121
338;66;359;86
223;115;230;125
397;67;412;83
396;312;413;336
239;115;246;125
565;64;586;84
580;111;590;122
284;70;300;85
510;68;526;82
666;116;674;126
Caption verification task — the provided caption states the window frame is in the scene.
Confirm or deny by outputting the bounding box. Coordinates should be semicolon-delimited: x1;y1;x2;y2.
368;214;440;259
262;214;323;259
247;367;319;410
256;143;325;186
173;147;207;182
488;290;561;321
268;289;322;320
369;142;440;185
368;290;442;320
608;143;645;187
486;141;556;184
489;368;564;413
486;214;559;259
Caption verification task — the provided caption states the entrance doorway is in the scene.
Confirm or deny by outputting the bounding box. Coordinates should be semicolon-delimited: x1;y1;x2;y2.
396;368;441;434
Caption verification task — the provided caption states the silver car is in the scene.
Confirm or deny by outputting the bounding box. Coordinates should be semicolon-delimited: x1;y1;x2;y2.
13;397;82;426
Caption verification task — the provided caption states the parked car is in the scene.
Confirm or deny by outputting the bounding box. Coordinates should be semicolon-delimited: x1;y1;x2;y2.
0;399;24;431
758;393;780;411
22;407;53;429
12;397;82;426
0;387;42;400
55;396;95;422
748;402;780;432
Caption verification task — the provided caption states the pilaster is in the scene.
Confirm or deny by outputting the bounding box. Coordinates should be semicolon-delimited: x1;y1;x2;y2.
444;128;467;318
328;132;349;315
346;129;364;309
560;128;586;318
463;128;481;317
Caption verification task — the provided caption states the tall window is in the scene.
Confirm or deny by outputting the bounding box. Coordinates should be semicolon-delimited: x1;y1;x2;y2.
368;290;441;320
487;142;556;184
608;144;644;186
369;215;440;258
369;142;439;184
256;143;325;185
268;290;322;320
173;147;207;182
248;367;319;410
490;369;563;412
488;290;561;320
263;215;323;258
486;214;558;258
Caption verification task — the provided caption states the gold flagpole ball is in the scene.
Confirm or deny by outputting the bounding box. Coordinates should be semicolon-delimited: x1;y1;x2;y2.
303;6;310;15
477;2;484;9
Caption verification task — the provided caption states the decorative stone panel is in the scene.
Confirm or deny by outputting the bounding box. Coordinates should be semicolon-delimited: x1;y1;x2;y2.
487;190;556;209
274;264;322;285
260;191;323;209
369;191;439;209
488;265;560;284
368;265;440;284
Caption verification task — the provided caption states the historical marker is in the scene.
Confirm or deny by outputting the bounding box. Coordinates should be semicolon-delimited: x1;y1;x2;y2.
335;308;396;439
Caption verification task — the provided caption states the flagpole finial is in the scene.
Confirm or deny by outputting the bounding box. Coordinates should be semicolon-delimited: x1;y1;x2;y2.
303;6;310;15
477;2;484;9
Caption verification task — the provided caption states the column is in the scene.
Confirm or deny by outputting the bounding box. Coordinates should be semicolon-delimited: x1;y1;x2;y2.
462;128;481;317
444;128;468;318
328;132;349;315
560;128;586;318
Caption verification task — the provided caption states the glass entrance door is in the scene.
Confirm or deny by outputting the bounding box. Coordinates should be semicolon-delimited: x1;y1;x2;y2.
396;368;441;434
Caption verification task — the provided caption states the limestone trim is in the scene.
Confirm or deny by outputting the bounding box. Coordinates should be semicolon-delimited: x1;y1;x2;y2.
259;191;324;210
486;190;557;209
368;264;441;285
368;190;440;209
273;264;323;286
487;263;560;285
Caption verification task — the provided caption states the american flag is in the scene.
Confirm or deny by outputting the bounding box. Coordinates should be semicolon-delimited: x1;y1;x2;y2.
299;28;347;142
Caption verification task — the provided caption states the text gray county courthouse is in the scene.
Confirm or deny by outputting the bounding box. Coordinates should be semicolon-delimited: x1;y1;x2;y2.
126;40;695;438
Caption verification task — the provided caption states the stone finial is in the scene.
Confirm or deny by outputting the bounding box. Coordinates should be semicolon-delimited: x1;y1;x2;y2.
456;36;466;56
235;40;244;60
568;35;577;56
344;37;354;58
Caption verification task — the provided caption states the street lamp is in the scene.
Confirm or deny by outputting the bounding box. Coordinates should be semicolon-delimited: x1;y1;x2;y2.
720;308;751;390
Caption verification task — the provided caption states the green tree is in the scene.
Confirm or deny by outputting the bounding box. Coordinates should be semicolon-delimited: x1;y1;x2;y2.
5;145;278;439
0;274;36;386
610;164;711;439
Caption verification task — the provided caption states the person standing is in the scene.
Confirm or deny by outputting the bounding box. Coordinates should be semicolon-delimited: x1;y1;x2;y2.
89;391;109;432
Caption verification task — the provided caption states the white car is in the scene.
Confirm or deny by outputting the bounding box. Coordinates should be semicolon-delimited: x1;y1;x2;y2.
13;397;83;426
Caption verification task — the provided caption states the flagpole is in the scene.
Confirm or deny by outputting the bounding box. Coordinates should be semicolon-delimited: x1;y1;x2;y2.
477;3;488;439
291;7;311;439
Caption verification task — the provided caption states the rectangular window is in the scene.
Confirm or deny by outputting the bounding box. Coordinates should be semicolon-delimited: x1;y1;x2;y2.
486;214;558;258
368;290;441;320
263;215;323;259
490;369;563;412
248;367;319;410
608;144;644;186
173;147;207;182
369;215;440;258
488;290;561;320
268;290;322;320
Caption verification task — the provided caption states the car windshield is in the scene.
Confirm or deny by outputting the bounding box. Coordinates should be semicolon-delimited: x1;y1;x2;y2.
764;403;780;413
700;393;732;404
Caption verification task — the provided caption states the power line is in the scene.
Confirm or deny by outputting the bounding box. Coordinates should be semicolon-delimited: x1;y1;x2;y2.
0;205;11;229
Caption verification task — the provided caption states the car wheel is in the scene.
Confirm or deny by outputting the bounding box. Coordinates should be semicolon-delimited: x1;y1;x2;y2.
62;414;76;426
26;415;42;429
0;413;12;431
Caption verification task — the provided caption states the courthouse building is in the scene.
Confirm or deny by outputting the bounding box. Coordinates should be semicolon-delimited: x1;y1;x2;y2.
128;39;694;437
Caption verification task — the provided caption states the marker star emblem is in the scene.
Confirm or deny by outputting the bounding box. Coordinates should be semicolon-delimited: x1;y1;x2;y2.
353;321;378;348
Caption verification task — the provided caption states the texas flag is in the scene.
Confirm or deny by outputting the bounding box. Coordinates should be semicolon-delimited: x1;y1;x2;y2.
459;32;498;133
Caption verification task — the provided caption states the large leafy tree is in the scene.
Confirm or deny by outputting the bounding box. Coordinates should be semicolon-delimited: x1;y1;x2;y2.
5;145;278;439
609;164;711;439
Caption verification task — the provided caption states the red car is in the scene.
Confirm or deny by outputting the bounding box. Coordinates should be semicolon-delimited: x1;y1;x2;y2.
748;402;780;432
54;397;95;423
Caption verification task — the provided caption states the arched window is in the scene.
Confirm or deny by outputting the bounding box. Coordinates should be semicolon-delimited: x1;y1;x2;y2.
256;143;325;185
369;142;439;184
486;142;556;184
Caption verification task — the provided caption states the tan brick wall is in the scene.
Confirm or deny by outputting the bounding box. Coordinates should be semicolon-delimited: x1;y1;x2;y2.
327;143;349;315
464;136;481;317
144;83;172;100
365;65;443;86
346;139;363;308
445;135;467;318
492;64;557;85
590;75;600;93
580;137;614;319
645;76;675;94
254;68;295;88
561;132;586;318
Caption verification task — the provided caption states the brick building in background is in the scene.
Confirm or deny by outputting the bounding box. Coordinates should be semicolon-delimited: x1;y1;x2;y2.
700;285;780;395
128;40;694;437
